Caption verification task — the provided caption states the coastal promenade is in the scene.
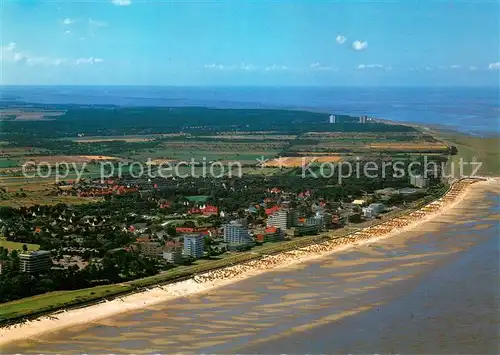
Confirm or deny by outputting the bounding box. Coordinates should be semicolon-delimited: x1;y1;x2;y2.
0;176;492;346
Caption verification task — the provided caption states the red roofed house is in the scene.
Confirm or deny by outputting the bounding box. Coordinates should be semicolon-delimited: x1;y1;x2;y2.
262;226;284;242
265;205;281;215
176;227;195;234
136;234;151;243
187;207;202;215
202;205;218;216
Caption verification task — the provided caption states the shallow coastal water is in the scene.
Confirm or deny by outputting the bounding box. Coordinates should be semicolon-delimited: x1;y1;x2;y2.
4;183;499;354
2;86;499;134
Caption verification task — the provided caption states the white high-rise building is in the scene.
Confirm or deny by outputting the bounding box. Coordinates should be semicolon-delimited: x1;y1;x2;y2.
267;209;292;230
410;175;429;188
19;250;52;273
223;222;251;244
329;115;336;124
183;234;205;258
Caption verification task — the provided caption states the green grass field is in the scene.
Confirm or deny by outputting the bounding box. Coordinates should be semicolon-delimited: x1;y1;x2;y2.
0;255;258;322
0;159;20;168
0;284;134;320
429;129;500;176
0;237;40;251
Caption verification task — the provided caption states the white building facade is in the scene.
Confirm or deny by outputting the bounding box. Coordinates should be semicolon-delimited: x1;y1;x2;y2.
183;234;205;258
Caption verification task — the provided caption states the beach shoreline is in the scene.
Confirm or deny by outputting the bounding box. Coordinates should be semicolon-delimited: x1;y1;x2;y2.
0;177;495;346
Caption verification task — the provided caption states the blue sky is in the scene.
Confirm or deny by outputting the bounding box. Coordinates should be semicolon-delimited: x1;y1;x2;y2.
1;0;499;86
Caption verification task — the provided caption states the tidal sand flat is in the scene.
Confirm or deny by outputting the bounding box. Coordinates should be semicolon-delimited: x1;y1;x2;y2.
2;178;498;353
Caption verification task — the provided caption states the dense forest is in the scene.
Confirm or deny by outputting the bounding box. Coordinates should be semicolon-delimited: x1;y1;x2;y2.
0;106;417;139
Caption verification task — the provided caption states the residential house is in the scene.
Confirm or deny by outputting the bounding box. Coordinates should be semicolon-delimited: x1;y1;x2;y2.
352;199;367;206
262;226;285;242
135;241;163;256
128;223;149;234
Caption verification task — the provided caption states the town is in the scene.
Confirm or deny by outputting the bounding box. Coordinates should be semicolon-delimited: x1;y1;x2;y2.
0;168;442;303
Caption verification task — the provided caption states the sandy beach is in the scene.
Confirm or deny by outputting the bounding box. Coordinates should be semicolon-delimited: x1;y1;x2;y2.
0;177;495;346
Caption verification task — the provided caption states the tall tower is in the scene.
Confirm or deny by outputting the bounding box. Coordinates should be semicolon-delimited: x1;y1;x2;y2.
329;115;336;124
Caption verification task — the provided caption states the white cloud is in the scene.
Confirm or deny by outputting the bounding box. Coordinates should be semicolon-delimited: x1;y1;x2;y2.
335;35;346;44
357;64;384;69
240;63;258;71
434;65;466;70
352;40;368;51
469;66;478;71
62;18;75;25
111;0;132;6
25;57;68;66
13;52;26;62
64;30;71;35
1;43;26;63
204;63;225;70
87;18;108;37
204;63;258;71
310;62;336;71
488;62;500;70
425;66;433;71
265;64;290;71
76;57;104;65
3;42;16;52
2;42;101;67
88;18;108;28
52;58;68;66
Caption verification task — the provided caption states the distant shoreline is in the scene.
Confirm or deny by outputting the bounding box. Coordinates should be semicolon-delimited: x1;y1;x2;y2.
0;177;493;346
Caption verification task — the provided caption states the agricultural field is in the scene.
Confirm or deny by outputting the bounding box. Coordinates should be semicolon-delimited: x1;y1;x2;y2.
0;175;103;208
240;167;283;176
130;140;285;162
0;147;51;158
0;108;66;121
0;159;19;169
287;131;449;154
264;155;343;168
0;106;458;207
71;136;156;143
368;142;448;151
25;155;122;165
198;133;297;141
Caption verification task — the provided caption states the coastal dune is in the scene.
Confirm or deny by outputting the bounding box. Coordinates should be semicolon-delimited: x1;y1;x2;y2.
0;177;494;346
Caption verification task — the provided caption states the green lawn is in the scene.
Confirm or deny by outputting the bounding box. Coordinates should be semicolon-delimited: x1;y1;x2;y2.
0;254;259;322
0;237;40;251
0;284;134;320
431;129;500;176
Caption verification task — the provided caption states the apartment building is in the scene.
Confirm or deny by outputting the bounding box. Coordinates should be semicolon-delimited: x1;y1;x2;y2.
19;250;52;273
183;234;205;258
223;221;252;244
